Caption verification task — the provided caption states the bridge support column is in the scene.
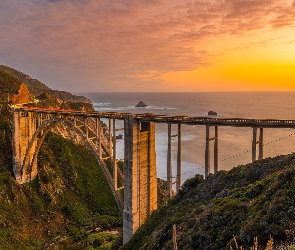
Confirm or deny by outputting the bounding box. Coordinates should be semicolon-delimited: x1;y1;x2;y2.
205;125;210;177
96;118;102;159
167;123;172;198
113;119;117;190
167;123;182;195
252;127;257;162
12;111;38;183
214;126;218;173
176;124;182;192
205;125;218;177
123;116;157;244
258;128;263;160
109;119;112;158
84;117;88;139
12;111;22;182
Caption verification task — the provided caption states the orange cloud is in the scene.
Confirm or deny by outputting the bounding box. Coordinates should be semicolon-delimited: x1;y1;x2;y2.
0;0;294;91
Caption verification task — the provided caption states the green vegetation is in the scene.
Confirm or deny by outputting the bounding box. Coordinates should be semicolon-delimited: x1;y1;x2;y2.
0;71;22;103
122;155;295;250
0;107;122;249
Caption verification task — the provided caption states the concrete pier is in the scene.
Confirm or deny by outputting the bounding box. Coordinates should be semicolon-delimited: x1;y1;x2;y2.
205;125;219;177
176;124;182;192
123;116;157;244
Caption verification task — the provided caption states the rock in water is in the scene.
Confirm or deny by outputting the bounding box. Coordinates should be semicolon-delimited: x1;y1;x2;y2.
135;101;148;107
208;111;217;116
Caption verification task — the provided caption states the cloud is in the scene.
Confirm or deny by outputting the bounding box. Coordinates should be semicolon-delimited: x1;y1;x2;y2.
0;0;294;91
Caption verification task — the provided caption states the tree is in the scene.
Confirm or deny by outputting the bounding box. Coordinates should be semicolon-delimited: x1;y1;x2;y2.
12;83;31;104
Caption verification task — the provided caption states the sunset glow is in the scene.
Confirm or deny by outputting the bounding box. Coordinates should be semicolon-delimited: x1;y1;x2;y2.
0;0;295;92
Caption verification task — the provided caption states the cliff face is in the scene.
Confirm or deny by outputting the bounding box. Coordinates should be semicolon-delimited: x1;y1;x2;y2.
122;155;295;250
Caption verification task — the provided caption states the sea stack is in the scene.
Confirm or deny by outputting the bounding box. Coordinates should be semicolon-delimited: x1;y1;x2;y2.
135;101;148;107
208;111;217;116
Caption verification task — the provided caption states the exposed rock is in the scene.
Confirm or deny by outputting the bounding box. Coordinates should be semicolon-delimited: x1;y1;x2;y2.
135;101;148;107
116;134;123;140
208;110;217;116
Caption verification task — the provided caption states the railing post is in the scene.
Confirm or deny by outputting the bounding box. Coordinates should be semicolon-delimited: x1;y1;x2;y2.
176;124;182;192
252;126;257;162
167;123;172;198
205;125;210;177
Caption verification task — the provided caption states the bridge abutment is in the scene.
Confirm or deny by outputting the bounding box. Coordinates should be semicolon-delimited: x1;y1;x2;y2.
12;110;38;183
123;115;157;244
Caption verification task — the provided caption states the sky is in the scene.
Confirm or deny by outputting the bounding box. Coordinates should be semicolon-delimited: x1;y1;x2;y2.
0;0;295;92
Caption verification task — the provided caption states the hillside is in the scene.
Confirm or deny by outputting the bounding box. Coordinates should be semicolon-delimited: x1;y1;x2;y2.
122;155;295;250
0;65;93;111
0;71;22;102
0;65;91;104
0;107;122;249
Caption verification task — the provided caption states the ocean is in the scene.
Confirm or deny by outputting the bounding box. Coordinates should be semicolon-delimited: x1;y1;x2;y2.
77;92;295;183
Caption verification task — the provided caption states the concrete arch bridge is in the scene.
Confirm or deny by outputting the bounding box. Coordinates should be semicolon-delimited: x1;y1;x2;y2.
11;107;295;243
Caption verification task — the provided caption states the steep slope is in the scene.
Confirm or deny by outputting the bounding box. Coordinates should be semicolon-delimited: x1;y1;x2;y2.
122;155;295;250
0;108;122;249
0;65;90;103
0;65;93;111
0;71;22;102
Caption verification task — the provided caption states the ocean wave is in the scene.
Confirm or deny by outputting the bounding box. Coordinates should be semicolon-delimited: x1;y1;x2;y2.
92;102;112;107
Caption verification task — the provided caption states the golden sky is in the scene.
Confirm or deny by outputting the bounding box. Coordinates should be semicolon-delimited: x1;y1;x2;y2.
0;0;295;92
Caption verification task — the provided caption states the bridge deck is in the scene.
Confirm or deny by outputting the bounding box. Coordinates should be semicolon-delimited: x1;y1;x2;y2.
18;108;295;128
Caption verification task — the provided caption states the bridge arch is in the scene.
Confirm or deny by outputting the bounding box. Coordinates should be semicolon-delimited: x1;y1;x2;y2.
12;109;158;244
21;117;123;213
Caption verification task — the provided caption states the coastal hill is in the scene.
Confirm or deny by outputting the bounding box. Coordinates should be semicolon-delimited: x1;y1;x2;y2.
0;65;93;111
0;65;91;104
122;154;295;249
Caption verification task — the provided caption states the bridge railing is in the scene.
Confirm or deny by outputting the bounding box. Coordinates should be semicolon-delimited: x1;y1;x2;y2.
16;107;295;128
